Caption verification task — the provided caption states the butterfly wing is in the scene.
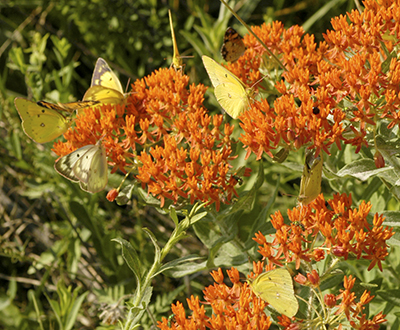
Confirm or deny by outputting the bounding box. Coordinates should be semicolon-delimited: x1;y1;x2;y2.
251;268;299;318
202;55;250;118
83;85;125;105
73;141;108;193
54;144;95;182
220;27;246;62
91;58;124;93
15;98;70;143
298;150;323;205
83;58;126;105
214;82;248;118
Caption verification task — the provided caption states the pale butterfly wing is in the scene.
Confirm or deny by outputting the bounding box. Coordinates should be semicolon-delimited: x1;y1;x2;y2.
73;141;108;193
250;268;298;318
54;141;108;193
83;57;126;105
15;98;70;143
54;145;94;182
202;55;250;118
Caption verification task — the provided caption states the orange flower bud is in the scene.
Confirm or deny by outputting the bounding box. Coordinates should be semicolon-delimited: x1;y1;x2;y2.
313;249;325;261
307;269;320;286
294;273;307;285
374;151;385;168
106;189;119;202
324;293;337;308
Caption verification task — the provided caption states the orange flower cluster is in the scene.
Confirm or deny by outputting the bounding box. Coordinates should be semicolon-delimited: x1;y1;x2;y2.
225;0;400;159
53;68;241;209
157;267;272;330
254;193;394;271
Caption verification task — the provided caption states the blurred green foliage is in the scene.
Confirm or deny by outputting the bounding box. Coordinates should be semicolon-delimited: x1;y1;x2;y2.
5;0;396;329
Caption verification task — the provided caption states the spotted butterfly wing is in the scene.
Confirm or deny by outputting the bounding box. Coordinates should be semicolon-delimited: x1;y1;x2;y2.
250;268;299;318
220;27;246;62
15;98;70;143
54;140;108;193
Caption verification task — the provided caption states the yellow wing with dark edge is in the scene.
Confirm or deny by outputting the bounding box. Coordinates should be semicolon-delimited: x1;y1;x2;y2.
15;98;70;143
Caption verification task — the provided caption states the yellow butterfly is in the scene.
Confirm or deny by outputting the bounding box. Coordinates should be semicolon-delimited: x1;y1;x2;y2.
202;55;253;118
220;27;246;63
15;98;70;143
169;10;183;71
54;139;108;193
15;98;98;143
249;268;299;318
83;58;127;105
298;150;323;205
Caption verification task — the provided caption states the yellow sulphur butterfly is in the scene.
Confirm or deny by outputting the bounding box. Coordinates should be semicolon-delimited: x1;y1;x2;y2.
202;55;253;118
249;268;299;318
220;27;246;63
54;139;108;193
169;10;183;71
15;98;98;143
298;150;323;205
15;98;71;143
83;58;127;105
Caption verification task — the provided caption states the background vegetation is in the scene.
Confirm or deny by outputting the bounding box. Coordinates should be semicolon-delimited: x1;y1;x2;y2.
1;0;398;329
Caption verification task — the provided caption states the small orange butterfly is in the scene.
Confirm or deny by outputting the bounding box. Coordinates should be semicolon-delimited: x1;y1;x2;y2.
220;27;246;62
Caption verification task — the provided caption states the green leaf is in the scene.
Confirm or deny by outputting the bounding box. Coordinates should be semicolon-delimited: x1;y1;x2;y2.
126;286;153;330
112;238;142;285
244;179;279;250
154;255;205;277
164;260;208;278
169;208;179;226
336;159;392;180
65;290;89;330
377;289;400;306
142;228;161;272
8;47;27;74
116;182;135;205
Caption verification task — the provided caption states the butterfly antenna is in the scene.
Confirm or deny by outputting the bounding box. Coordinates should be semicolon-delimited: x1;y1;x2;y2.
124;78;131;94
219;0;286;71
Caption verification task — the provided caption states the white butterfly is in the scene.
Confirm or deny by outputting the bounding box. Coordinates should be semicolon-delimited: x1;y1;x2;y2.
54;140;108;193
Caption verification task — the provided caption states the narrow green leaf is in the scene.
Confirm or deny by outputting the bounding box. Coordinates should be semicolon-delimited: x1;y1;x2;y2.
142;228;161;268
154;255;205;277
112;238;142;284
65;291;89;330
